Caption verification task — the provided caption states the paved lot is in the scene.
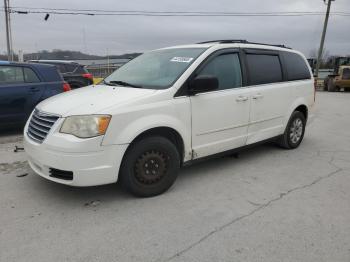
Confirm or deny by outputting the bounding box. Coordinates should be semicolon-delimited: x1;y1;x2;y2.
0;92;349;262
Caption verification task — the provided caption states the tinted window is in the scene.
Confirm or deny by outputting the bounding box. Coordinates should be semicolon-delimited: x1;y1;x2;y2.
39;67;62;82
343;68;350;80
0;66;24;83
54;64;67;73
75;65;87;74
246;54;283;85
197;53;242;90
24;68;40;83
283;52;311;81
65;64;78;73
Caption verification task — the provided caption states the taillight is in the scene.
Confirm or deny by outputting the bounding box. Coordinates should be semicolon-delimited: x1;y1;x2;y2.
63;82;71;92
82;73;93;80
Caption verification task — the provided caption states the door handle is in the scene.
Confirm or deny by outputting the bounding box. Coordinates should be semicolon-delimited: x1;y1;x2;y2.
252;94;264;100
236;96;249;102
29;87;40;92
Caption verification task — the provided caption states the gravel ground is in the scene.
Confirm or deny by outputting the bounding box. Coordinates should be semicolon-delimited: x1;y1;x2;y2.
0;92;349;262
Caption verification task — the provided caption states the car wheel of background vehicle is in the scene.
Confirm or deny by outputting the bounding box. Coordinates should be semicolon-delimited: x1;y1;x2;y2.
328;79;335;92
120;136;180;197
323;79;328;91
278;111;306;149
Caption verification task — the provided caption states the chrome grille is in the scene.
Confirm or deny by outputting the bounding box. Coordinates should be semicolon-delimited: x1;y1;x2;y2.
27;109;59;143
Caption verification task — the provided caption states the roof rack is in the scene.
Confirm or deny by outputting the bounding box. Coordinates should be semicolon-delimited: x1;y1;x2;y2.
198;39;248;44
197;39;291;49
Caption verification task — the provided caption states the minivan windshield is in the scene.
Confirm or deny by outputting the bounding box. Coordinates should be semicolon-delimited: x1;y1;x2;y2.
104;48;206;89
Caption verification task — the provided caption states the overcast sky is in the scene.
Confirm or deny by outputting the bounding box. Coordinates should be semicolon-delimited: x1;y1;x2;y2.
1;0;349;57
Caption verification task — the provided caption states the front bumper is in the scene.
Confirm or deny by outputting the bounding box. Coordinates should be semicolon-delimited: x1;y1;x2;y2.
24;132;128;187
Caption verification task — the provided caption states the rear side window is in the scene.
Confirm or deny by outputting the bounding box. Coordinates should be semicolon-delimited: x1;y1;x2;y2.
246;54;283;85
39;66;63;82
198;53;242;90
75;66;88;74
0;66;24;83
283;52;311;81
24;68;40;83
65;64;78;73
55;64;67;73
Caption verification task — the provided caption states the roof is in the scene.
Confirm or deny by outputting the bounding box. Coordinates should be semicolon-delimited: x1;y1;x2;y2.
28;60;79;64
0;61;58;69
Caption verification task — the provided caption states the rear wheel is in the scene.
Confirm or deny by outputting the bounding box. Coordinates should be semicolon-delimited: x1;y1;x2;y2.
120;136;180;197
323;77;329;91
328;79;336;92
278;111;306;149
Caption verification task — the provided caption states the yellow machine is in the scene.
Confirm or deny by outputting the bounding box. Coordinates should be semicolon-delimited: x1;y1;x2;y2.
324;57;350;92
327;66;350;91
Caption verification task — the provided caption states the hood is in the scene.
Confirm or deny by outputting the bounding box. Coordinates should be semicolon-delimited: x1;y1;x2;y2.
37;85;157;117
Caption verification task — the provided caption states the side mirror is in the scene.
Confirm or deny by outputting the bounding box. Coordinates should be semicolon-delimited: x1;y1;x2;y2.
189;75;219;95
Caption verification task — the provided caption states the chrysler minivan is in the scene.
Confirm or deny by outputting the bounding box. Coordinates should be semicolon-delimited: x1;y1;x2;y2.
24;40;315;197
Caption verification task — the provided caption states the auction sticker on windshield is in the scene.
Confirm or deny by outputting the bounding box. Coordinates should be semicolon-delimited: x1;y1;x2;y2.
170;57;194;63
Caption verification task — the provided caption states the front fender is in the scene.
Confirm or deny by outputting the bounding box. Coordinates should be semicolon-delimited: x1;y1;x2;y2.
102;99;192;161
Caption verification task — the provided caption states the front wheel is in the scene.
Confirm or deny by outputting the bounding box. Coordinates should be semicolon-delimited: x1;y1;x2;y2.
278;111;306;149
120;136;180;197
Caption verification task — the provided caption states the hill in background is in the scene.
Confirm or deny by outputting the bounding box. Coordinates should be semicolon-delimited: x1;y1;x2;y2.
0;49;142;61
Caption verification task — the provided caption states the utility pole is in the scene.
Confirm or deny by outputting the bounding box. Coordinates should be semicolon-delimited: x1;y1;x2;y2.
315;0;334;77
4;0;13;61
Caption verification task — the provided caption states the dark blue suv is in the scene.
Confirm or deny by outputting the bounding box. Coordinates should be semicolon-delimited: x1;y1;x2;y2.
0;61;70;128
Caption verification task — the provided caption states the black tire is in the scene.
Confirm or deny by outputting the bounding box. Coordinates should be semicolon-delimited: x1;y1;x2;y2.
328;79;335;92
323;81;328;91
323;78;328;91
120;136;180;197
278;111;306;149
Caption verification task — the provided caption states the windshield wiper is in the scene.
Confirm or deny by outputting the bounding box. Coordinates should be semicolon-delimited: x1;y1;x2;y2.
102;80;116;86
109;80;143;89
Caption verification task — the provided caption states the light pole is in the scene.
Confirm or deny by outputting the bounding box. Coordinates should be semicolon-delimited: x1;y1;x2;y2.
4;0;13;61
315;0;334;77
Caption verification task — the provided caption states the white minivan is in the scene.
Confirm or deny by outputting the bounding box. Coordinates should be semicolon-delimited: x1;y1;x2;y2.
24;40;315;197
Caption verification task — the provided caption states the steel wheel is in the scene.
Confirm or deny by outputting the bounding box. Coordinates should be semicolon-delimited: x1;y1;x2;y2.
120;136;180;197
134;150;169;185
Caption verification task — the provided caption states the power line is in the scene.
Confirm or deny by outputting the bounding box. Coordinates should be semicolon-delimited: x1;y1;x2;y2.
7;6;350;14
5;10;350;17
2;7;350;17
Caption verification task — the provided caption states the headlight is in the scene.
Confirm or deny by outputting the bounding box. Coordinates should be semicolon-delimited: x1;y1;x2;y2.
60;115;111;138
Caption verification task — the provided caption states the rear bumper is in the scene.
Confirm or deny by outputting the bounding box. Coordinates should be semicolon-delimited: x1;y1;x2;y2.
24;132;128;187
